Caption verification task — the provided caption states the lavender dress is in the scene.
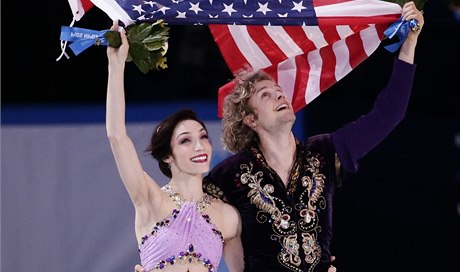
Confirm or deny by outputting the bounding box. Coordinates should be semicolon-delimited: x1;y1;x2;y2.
138;185;224;272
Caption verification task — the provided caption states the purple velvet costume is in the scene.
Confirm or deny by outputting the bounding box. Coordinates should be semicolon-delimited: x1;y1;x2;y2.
138;185;223;272
203;58;416;272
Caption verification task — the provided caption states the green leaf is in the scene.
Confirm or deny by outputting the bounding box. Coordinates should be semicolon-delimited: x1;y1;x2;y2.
149;21;170;37
143;37;167;51
150;51;168;70
121;20;169;73
127;23;153;42
143;34;168;44
145;42;164;51
104;31;121;48
129;41;150;59
133;56;154;74
126;53;133;63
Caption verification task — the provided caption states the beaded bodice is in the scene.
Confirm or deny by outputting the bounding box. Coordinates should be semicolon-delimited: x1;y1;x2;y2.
138;185;223;272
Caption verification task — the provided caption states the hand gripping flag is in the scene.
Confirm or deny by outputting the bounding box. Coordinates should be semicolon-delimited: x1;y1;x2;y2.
64;0;405;117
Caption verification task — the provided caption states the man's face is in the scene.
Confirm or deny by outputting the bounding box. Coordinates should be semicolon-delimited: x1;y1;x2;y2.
247;79;296;130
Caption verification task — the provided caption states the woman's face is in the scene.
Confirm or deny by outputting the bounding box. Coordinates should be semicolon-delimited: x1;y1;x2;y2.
168;119;212;176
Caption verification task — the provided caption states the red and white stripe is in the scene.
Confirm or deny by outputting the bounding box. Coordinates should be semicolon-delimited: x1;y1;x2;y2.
67;0;94;21
211;0;402;117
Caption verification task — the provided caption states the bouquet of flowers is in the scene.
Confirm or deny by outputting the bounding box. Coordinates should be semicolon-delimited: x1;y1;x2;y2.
104;20;169;73
58;19;169;74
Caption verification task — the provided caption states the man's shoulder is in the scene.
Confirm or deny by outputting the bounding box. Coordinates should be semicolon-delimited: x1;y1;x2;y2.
304;133;332;146
300;133;337;158
214;150;249;168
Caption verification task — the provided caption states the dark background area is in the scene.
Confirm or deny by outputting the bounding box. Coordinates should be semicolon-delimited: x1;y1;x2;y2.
2;1;232;104
2;0;459;271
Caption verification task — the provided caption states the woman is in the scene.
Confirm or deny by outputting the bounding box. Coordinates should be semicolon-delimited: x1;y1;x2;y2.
106;21;244;272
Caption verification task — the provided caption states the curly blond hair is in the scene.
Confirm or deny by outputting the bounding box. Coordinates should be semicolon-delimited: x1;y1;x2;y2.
221;67;273;153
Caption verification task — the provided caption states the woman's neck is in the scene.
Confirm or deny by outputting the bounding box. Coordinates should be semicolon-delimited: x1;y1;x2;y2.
168;175;204;201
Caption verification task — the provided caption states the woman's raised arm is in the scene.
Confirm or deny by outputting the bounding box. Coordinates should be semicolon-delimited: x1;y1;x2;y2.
105;21;163;211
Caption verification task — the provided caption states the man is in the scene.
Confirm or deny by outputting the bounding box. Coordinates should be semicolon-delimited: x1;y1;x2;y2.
136;2;423;271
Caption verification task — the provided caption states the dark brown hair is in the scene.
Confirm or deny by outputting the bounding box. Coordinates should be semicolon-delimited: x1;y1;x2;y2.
145;109;208;178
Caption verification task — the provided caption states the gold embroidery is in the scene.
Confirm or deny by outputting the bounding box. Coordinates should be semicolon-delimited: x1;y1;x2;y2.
240;163;282;218
297;152;325;268
287;161;301;194
240;149;326;271
299;154;326;218
301;232;321;267
203;182;224;200
335;153;341;176
279;234;302;265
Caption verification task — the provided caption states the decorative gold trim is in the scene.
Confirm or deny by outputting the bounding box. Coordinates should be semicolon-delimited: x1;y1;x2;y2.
162;184;214;212
240;146;328;271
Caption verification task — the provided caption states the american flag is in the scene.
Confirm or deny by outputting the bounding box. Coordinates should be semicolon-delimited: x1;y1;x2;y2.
66;0;402;117
67;0;94;22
